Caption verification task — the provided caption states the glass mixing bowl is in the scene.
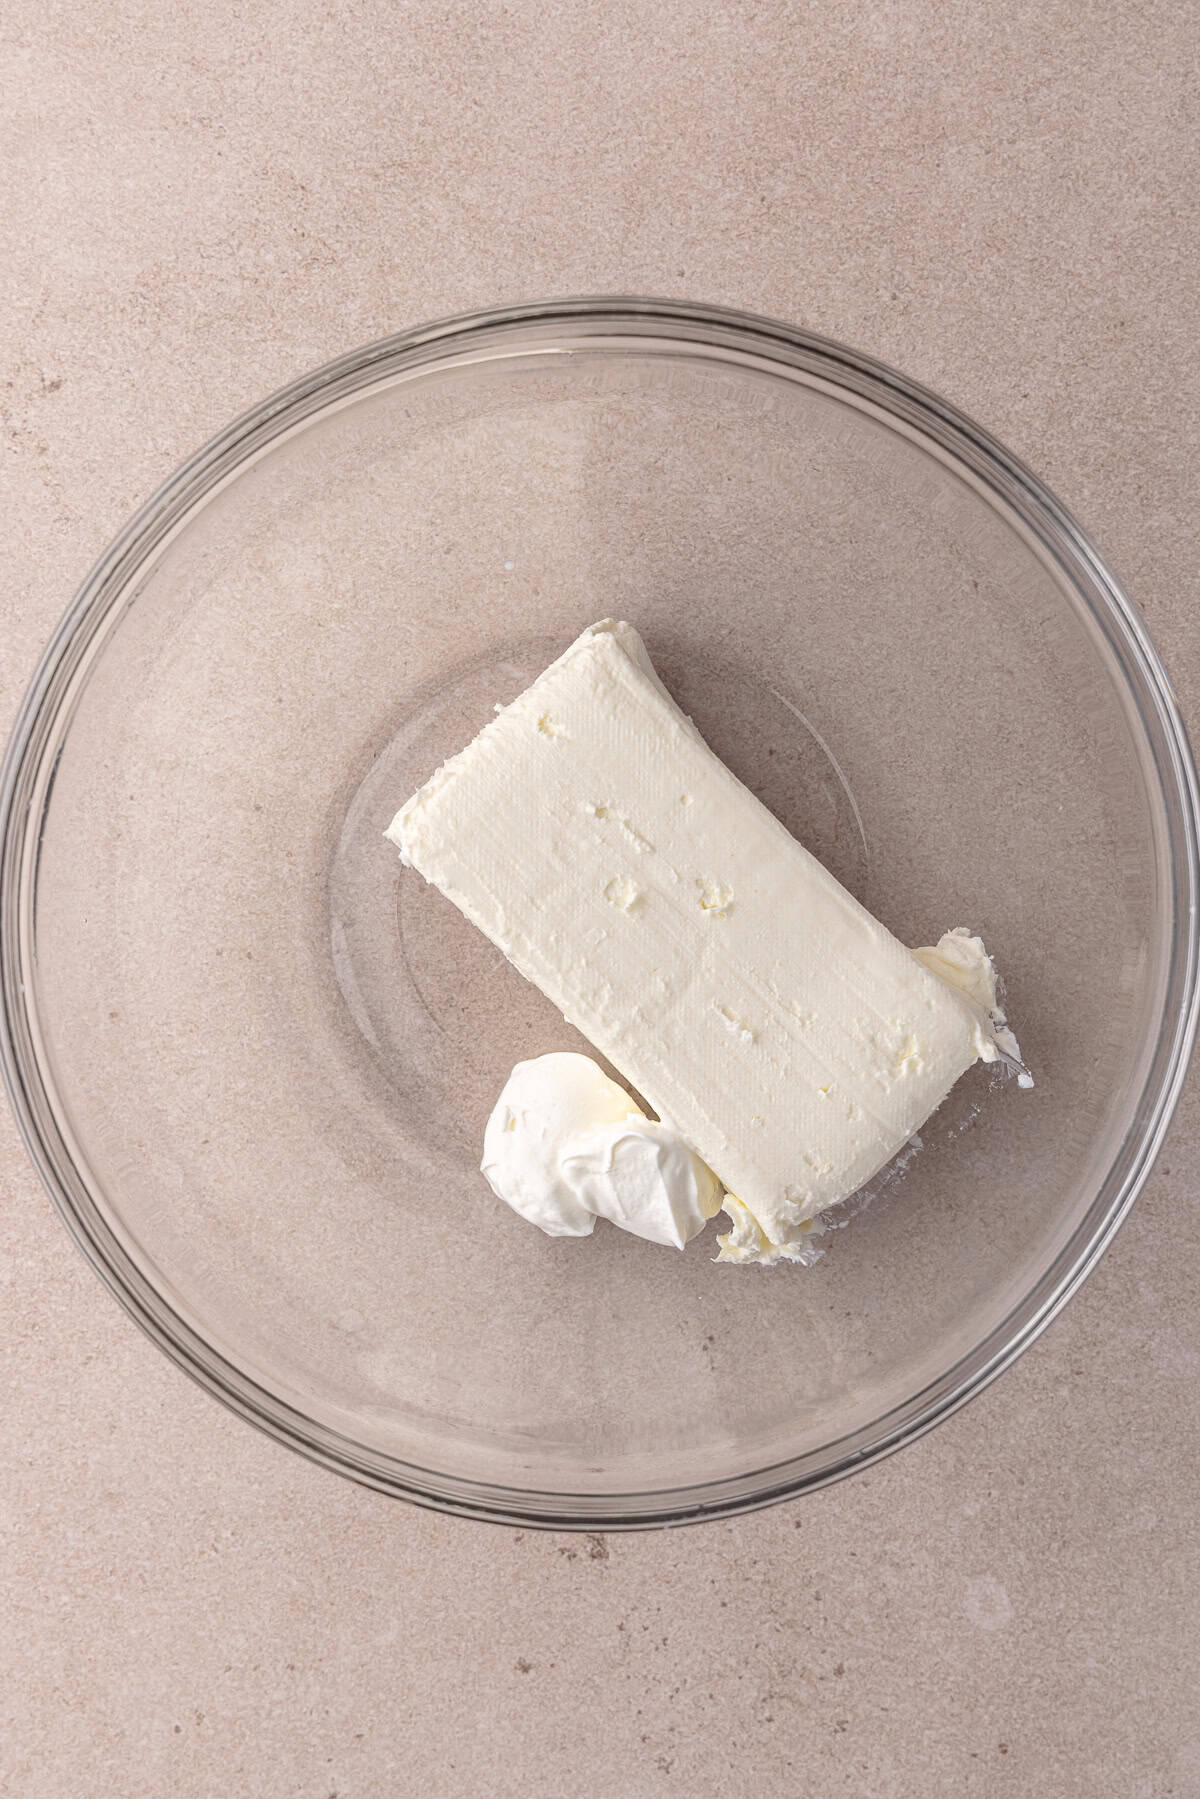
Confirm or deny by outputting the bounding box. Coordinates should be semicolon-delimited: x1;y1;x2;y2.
3;300;1196;1527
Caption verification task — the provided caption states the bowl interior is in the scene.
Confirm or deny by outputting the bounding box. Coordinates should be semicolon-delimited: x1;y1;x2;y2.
8;310;1190;1519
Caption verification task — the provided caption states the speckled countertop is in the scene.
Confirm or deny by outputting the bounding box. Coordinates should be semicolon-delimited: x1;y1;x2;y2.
3;4;1199;1795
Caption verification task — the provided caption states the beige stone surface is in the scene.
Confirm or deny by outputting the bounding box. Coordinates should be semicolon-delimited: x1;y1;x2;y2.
2;3;1199;1795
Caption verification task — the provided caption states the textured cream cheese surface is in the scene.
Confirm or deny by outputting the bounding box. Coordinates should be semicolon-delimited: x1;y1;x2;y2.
388;621;999;1263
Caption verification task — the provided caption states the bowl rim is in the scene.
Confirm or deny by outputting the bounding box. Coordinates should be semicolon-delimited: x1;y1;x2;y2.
3;295;1198;1528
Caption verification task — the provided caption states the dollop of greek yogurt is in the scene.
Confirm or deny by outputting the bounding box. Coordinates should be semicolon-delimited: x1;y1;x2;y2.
482;1052;724;1249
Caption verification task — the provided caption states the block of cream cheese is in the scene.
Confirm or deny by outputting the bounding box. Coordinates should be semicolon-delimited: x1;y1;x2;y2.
388;621;1002;1264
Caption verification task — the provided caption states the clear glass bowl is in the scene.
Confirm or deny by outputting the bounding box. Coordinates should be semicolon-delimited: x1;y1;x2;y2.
2;300;1196;1527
